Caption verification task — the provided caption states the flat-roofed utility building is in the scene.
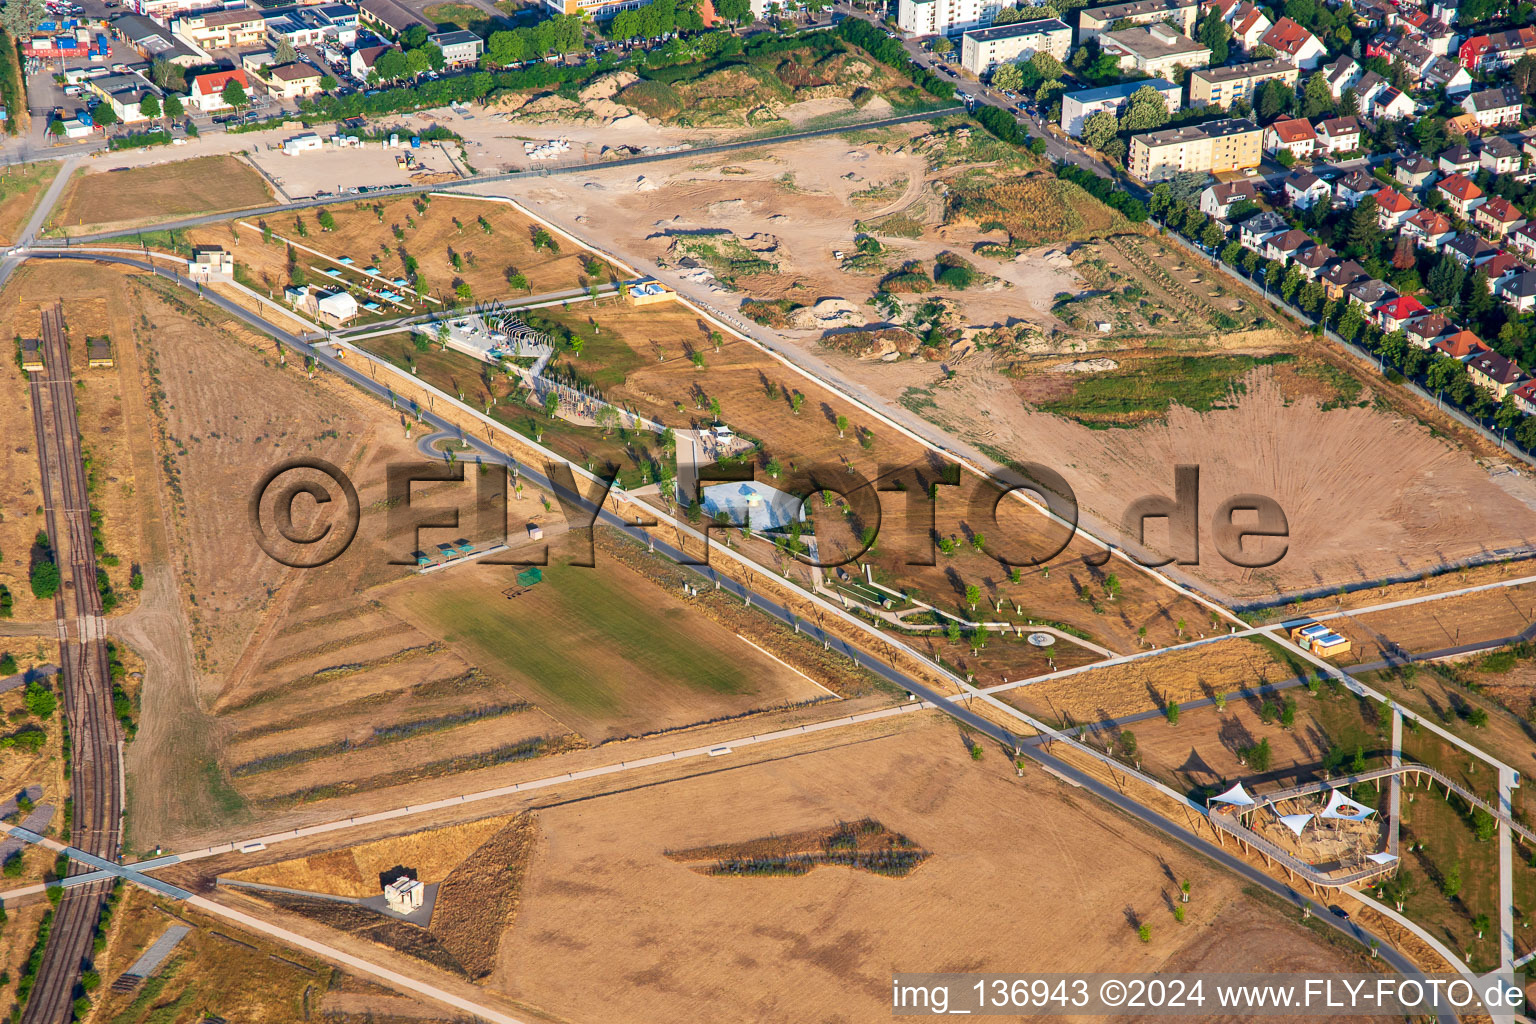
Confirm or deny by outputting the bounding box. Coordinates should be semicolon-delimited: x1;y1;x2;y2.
1129;117;1262;181
960;18;1070;73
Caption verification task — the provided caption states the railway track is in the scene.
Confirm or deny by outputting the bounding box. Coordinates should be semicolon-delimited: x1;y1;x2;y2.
21;305;122;1024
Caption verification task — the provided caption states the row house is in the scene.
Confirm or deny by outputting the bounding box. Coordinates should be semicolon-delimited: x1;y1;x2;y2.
1264;117;1317;159
1401;207;1456;247
1467;349;1526;398
1481;136;1523;175
1474;195;1525;238
1458;26;1536;71
1437;172;1485;218
1284;169;1330;209
1374;186;1418;230
1317;116;1363;156
1462;87;1523;130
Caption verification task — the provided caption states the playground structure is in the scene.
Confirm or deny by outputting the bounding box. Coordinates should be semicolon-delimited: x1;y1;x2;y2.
1206;763;1535;892
413;304;556;372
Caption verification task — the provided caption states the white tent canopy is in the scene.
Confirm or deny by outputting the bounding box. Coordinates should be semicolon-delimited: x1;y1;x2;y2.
1366;852;1398;864
1211;782;1255;807
1278;813;1314;837
1319;789;1376;821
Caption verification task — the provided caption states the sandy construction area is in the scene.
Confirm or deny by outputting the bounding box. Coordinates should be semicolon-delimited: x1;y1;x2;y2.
843;356;1536;602
492;715;1374;1022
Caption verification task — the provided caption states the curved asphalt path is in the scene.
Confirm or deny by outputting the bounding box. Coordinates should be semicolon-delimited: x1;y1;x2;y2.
27;249;1459;1021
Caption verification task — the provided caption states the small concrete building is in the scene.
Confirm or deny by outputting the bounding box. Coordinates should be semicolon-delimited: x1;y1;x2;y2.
383;876;424;913
19;338;42;372
87;337;113;368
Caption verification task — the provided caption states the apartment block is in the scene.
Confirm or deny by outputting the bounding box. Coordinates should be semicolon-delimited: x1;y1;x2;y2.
1077;0;1198;42
897;0;1002;37
1187;58;1299;109
959;18;1070;73
1129;117;1262;181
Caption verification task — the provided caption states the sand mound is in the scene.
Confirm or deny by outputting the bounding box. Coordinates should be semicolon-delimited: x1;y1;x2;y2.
1052;358;1119;373
579;71;639;102
635;175;657;191
819;326;923;360
789;298;863;330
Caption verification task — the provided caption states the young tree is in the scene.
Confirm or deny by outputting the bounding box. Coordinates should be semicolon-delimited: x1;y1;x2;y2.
964;583;980;610
1119;85;1170;132
221;77;248;111
835;414;848;438
1081;109;1118;151
1442;862;1461;898
1165;700;1180;726
991;61;1024;93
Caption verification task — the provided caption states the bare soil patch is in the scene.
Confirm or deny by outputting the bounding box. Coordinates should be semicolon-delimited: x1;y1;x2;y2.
487;715;1376;1023
49;155;273;235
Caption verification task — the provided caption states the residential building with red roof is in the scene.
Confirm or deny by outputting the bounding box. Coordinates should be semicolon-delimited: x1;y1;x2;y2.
189;68;248;113
1373;186;1418;230
1437;172;1485;218
1263;117;1317;159
1402;208;1456;248
1261;16;1326;68
1376;295;1427;333
1434;329;1489;360
1475;195;1525;238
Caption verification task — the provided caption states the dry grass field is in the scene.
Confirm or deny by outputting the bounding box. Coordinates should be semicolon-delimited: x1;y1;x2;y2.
47;155;273;235
0;162;58;244
483;715;1375;1022
1003;636;1295;726
91;887;332;1024
387;552;831;743
185;192;616;311
229;811;538;981
0;334;48;623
